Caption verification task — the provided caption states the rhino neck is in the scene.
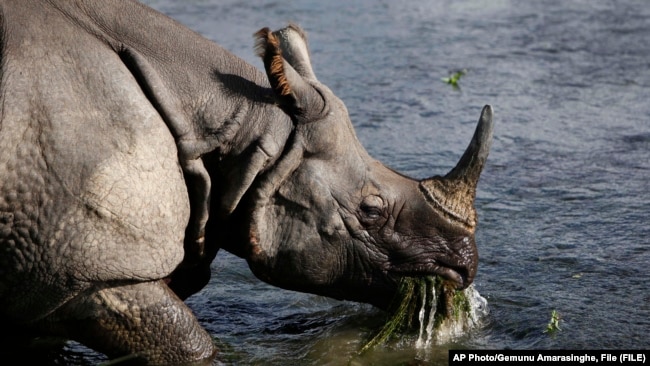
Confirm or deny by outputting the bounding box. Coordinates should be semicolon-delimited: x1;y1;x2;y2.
51;0;295;264
103;2;297;251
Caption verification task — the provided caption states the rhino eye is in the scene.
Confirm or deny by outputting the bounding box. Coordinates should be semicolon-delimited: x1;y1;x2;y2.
359;195;384;221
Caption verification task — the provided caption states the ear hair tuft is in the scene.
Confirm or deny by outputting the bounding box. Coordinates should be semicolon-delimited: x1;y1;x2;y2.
254;27;292;97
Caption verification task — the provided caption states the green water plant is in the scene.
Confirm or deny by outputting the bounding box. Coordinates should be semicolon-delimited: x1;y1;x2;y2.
358;276;472;354
358;277;418;354
544;309;561;334
442;69;467;88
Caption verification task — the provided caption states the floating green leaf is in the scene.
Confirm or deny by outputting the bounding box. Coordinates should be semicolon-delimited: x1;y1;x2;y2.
442;69;467;87
544;309;562;334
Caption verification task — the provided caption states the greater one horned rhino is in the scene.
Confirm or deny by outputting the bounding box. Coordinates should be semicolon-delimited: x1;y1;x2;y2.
0;0;493;364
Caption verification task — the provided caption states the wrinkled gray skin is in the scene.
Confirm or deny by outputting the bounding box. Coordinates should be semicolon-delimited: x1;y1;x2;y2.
0;0;493;364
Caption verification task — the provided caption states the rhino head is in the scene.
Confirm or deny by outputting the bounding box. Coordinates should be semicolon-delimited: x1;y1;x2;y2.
224;26;493;309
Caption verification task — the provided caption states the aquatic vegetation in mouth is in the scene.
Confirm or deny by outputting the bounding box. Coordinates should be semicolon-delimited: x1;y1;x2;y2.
359;276;487;354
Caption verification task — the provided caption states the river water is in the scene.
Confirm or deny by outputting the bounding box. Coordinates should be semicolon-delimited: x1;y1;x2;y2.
56;0;650;364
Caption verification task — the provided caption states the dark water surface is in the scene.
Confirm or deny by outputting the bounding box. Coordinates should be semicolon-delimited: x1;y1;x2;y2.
61;0;649;364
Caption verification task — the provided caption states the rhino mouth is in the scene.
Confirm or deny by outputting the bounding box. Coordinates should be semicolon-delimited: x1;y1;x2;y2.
389;262;469;289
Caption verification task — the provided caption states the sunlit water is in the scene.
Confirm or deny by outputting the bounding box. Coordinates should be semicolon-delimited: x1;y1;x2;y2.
16;0;650;364
414;284;489;360
416;283;439;350
427;285;489;347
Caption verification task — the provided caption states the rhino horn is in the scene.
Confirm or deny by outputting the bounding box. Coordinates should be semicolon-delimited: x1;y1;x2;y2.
419;105;494;231
254;26;325;119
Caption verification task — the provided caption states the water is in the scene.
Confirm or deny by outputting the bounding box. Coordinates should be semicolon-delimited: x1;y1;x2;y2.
33;0;650;364
414;284;488;356
428;285;488;347
415;282;436;350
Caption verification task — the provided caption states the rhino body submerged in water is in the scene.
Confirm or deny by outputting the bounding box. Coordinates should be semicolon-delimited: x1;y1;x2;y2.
0;0;493;364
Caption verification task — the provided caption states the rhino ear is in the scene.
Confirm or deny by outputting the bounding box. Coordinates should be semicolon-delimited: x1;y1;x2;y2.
272;24;318;82
255;27;325;120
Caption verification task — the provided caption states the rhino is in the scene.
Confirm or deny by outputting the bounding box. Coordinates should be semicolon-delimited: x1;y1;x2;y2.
0;0;493;364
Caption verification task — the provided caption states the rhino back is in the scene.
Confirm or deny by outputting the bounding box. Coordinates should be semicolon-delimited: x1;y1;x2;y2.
0;1;189;322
